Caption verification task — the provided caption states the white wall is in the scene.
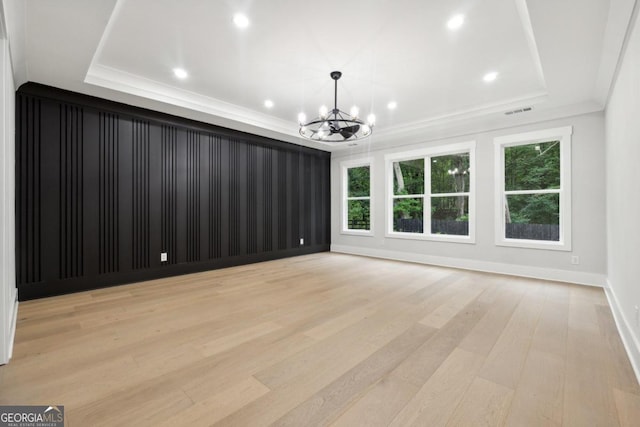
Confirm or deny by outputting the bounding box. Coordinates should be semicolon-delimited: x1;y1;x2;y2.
0;5;17;365
605;6;640;380
331;112;607;286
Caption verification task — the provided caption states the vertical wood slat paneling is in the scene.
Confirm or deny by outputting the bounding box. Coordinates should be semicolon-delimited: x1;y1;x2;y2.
161;125;178;264
263;147;273;252
16;83;330;300
303;153;313;246
132;119;150;270
99;112;119;274
324;157;331;243
277;150;288;250
59;104;83;280
16;95;42;284
208;135;222;259
247;144;258;255
186;130;200;262
229;139;239;257
291;151;300;248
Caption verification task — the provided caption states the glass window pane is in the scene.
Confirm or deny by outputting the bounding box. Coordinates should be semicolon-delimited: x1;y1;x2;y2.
431;153;470;194
347;166;370;197
505;193;560;241
393;198;423;233
347;200;370;230
505;141;560;191
431;196;469;236
393;159;424;195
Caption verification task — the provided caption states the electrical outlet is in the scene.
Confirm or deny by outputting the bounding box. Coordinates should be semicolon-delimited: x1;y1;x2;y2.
160;252;168;262
300;238;304;245
571;256;579;265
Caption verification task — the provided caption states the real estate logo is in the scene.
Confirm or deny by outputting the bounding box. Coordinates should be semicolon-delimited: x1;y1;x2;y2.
0;405;64;427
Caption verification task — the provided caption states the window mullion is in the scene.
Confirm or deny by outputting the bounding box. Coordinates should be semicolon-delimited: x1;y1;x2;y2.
431;192;470;198
425;156;431;236
504;189;561;196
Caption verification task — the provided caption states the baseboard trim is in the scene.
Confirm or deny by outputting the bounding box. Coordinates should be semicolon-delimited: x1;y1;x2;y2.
330;244;605;287
7;296;17;361
604;280;640;386
19;245;331;301
1;293;18;365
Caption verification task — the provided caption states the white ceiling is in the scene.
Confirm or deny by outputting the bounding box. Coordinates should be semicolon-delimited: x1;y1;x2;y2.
2;0;637;151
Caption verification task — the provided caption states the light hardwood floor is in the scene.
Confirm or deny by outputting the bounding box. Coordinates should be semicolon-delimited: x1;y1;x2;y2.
1;253;639;426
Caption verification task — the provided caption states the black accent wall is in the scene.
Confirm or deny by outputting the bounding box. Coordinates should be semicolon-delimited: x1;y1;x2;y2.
16;83;331;300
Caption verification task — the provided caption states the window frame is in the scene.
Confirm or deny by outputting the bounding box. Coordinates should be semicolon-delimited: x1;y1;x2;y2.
494;126;572;251
341;157;374;236
384;141;476;243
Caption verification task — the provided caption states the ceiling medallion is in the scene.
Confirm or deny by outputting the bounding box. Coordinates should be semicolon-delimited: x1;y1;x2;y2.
298;71;375;142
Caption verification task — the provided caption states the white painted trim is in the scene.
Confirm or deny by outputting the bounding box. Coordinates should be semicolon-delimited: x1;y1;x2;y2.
597;0;640;106
3;298;18;364
331;102;603;156
493;125;573;145
341;158;374;236
331;244;605;288
0;29;16;366
86;64;299;139
604;280;640;386
372;92;549;141
384;141;476;162
494;126;572;251
383;232;475;244
513;0;547;91
384;141;476;244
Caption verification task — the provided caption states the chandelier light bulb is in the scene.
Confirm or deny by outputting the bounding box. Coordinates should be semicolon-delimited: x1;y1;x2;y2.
319;105;328;119
362;125;371;136
366;113;376;126
298;112;307;125
350;106;359;118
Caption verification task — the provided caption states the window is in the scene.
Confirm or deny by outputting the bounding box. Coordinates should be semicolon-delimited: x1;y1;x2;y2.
342;158;373;235
386;141;475;243
494;126;572;250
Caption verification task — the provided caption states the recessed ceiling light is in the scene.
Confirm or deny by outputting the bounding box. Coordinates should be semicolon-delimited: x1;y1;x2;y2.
233;13;250;29
387;101;398;110
447;14;465;30
483;71;499;82
264;99;274;108
173;68;188;79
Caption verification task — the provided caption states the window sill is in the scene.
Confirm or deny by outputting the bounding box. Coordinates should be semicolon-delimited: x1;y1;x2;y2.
385;231;475;244
341;229;375;237
496;238;571;251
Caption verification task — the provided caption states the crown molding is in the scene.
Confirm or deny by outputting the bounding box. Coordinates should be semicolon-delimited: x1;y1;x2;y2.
85;63;300;139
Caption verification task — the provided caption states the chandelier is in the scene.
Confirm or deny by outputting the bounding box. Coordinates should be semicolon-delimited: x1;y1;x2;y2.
298;71;375;142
